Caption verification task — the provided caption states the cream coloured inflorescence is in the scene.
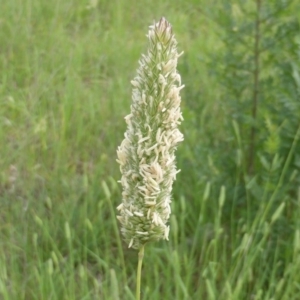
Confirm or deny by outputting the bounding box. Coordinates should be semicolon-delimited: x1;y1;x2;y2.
116;17;184;250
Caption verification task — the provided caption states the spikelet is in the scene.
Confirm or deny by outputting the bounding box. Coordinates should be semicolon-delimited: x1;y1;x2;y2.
116;17;184;250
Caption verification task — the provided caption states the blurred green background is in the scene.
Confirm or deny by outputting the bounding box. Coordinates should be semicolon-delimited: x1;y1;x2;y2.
1;0;300;299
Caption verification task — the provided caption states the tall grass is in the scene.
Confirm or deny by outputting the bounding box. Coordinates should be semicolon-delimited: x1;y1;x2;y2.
1;0;300;299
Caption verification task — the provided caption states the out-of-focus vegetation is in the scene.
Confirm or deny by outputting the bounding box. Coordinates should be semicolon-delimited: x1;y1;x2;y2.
0;0;300;299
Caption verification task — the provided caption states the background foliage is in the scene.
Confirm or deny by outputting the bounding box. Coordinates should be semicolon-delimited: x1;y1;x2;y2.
1;0;300;299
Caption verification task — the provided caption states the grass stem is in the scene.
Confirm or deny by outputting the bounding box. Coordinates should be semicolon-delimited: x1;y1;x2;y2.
136;245;145;300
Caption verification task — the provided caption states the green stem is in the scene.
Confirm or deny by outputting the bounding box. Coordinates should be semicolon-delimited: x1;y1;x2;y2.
248;0;261;175
136;245;145;300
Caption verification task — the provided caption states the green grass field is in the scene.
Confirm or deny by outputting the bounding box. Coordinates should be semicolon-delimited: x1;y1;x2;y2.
1;0;300;299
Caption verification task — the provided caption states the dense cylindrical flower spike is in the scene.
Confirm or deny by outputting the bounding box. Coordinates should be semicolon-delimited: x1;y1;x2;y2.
116;17;184;250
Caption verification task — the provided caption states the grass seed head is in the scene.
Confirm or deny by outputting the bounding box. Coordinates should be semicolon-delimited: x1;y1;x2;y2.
116;17;184;250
